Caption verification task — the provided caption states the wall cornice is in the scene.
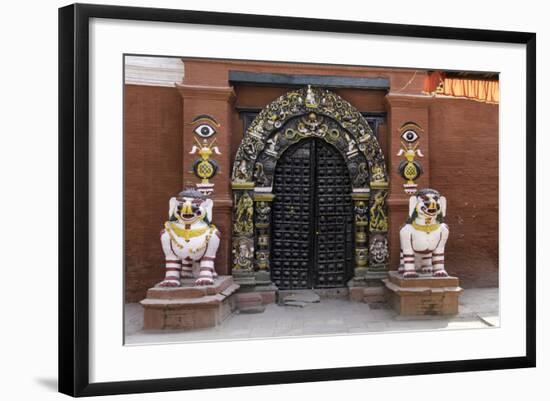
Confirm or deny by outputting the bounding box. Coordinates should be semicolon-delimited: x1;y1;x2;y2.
124;56;185;87
176;84;236;103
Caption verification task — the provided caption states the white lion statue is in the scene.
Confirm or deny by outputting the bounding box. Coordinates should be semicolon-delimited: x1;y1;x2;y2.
159;189;220;287
399;188;449;278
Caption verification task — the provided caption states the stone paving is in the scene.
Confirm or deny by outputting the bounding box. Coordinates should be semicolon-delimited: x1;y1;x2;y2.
124;287;499;345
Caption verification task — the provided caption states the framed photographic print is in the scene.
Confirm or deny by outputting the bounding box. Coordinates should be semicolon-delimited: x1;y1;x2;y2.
58;3;536;397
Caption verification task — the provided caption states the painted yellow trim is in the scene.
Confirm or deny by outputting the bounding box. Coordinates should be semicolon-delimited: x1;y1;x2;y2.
253;193;276;202
231;181;255;189
370;181;389;189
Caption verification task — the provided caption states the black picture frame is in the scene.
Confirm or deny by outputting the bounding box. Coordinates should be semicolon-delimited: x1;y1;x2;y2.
58;3;536;397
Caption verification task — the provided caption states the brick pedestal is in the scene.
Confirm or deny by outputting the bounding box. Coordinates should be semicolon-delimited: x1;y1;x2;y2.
349;286;386;303
383;271;463;316
140;276;239;330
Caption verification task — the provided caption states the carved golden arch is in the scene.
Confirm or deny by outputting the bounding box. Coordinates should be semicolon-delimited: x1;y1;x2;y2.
231;86;390;285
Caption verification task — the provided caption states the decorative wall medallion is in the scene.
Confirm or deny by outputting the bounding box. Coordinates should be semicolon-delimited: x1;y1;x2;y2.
396;121;425;194
189;138;221;195
397;141;424;194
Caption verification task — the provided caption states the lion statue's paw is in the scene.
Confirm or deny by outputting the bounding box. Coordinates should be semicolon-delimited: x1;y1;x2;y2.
195;277;214;286
403;271;419;279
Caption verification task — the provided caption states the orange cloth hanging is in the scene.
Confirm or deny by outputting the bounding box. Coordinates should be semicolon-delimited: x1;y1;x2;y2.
423;72;499;104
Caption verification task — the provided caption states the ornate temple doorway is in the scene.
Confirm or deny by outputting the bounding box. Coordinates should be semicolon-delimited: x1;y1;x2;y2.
231;86;390;290
271;138;354;289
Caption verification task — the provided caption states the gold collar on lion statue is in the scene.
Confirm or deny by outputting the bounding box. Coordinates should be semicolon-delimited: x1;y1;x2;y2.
165;222;217;247
411;221;441;233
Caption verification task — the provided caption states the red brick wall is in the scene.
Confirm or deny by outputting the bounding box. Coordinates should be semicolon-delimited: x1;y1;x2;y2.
429;98;499;287
124;84;183;302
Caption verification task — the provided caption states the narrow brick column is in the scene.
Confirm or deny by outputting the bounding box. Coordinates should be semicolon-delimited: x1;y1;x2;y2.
177;84;235;275
385;94;432;270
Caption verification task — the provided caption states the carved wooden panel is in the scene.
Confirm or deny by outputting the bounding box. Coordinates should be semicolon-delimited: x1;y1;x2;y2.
271;139;353;289
271;141;313;289
314;140;354;288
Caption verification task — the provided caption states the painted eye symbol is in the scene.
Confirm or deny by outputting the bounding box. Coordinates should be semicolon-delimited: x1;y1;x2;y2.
194;124;216;137
401;130;419;142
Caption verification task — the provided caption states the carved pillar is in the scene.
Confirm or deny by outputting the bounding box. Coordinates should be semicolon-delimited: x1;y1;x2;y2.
252;191;278;292
253;192;275;271
231;182;255;285
350;191;370;285
385;93;431;270
367;182;390;279
177;84;236;275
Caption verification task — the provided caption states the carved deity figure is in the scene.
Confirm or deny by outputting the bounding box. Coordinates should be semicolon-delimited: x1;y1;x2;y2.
234;159;249;182
234;192;254;235
233;238;253;270
369;191;388;231
159;189;220;287
399;188;449;278
370;236;389;265
354;200;368;224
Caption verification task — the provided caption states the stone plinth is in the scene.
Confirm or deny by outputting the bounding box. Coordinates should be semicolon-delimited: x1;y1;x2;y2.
383;271;463;316
232;270;277;310
140;276;239;330
349;286;386;303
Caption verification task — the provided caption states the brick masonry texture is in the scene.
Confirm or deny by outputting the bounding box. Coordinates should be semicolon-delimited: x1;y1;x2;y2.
429;98;498;287
125;85;183;302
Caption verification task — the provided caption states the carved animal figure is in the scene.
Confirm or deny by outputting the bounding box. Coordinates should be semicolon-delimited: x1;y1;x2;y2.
159;189;220;287
399;188;449;278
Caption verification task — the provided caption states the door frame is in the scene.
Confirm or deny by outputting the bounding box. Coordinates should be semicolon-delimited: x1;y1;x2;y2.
230;86;390;288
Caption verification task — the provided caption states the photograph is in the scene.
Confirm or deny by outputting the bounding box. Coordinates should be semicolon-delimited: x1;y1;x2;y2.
123;55;500;344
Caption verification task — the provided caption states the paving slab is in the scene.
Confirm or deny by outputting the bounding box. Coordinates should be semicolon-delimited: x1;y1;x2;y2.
280;290;321;304
125;287;499;344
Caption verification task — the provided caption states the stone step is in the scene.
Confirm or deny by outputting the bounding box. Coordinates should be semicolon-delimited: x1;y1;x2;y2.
236;292;265;314
280;290;321;306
